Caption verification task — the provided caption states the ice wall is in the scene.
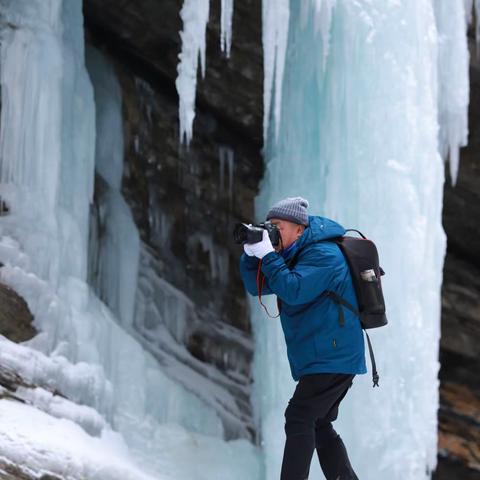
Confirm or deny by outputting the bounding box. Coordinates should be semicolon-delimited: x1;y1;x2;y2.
0;0;261;478
251;1;469;479
0;0;95;286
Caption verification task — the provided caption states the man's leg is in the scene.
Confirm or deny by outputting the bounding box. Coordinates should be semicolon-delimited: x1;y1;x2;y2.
280;386;317;480
315;420;358;480
314;379;359;480
280;373;356;480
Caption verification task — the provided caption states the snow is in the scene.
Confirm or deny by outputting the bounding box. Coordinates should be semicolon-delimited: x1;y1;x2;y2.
0;399;158;480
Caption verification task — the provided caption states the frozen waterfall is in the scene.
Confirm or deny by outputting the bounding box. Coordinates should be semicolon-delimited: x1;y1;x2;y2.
0;0;472;478
251;1;469;479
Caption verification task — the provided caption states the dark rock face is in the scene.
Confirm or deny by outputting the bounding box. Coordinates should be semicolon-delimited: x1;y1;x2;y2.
434;351;480;479
0;281;36;343
83;0;263;145
433;39;480;480
440;252;480;360
83;0;264;440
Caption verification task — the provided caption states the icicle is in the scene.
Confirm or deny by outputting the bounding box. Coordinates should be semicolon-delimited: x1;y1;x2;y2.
220;0;234;57
464;0;480;44
227;148;234;209
475;0;480;44
175;0;210;146
219;146;234;209
262;0;290;144
434;0;470;186
304;0;337;71
219;146;225;193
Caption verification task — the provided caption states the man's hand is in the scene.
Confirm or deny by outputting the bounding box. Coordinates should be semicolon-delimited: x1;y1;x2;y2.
243;243;256;256
244;229;275;259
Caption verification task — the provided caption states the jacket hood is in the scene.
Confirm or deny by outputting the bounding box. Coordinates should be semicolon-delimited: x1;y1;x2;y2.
295;215;346;249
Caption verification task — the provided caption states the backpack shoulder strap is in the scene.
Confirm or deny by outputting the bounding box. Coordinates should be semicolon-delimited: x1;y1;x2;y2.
286;237;344;269
281;235;381;387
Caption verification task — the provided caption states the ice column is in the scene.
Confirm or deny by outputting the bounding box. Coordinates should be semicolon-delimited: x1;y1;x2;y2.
434;0;470;186
0;0;95;286
86;46;140;330
251;1;463;479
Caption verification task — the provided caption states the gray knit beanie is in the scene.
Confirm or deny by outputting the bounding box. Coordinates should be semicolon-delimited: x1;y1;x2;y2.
266;196;310;226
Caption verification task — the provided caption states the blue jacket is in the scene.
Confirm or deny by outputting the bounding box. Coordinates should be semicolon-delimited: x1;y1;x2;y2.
240;215;367;381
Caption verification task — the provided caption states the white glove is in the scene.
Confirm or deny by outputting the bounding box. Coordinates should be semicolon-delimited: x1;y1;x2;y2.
245;229;275;259
243;225;255;256
243;243;256;256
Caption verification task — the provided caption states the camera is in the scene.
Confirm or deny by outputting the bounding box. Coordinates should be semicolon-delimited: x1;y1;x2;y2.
233;221;281;246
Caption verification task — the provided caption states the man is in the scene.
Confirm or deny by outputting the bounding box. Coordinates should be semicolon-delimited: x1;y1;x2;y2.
239;196;366;480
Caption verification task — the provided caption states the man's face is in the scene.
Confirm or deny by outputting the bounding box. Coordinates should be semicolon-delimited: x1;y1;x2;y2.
269;218;305;251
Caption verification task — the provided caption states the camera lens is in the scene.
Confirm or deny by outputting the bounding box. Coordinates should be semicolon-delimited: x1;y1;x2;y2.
233;223;248;244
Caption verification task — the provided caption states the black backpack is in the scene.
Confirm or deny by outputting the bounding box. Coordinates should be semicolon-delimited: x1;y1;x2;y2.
281;229;387;388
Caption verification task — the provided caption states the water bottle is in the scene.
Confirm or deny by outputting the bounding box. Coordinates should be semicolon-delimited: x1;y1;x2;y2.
360;268;384;314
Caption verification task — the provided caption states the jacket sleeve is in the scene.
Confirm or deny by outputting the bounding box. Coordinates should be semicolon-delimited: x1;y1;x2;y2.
259;247;336;305
239;252;274;296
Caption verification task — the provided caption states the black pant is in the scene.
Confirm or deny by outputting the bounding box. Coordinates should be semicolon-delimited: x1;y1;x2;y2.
280;373;359;480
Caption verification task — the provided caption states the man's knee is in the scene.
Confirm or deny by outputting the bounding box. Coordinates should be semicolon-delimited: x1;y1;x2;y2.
315;422;339;449
284;402;314;437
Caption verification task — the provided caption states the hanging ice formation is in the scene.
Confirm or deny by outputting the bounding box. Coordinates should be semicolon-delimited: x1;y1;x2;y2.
175;0;210;145
221;0;234;57
0;0;260;478
435;0;470;186
176;0;237;145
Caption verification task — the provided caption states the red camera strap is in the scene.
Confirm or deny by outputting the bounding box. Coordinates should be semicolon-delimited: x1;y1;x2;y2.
256;259;280;318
